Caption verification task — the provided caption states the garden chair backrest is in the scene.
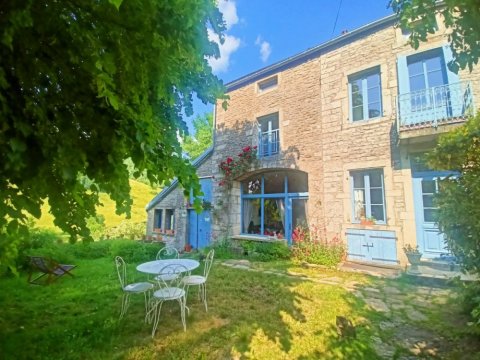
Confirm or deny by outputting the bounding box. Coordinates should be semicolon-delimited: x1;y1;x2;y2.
115;256;128;289
203;249;215;279
156;247;179;260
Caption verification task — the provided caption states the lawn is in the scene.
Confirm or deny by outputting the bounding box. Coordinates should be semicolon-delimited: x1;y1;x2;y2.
1;256;479;359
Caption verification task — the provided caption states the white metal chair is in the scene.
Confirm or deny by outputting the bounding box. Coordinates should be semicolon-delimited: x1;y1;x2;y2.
148;263;189;336
156;246;179;260
115;256;154;320
182;249;215;312
152;247;180;282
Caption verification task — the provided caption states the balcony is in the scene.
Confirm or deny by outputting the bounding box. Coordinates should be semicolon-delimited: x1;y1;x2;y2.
396;81;475;141
258;129;280;158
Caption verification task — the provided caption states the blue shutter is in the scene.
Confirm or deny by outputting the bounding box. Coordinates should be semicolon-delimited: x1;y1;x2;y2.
397;55;411;125
442;45;459;85
348;81;353;122
200;178;212;201
346;230;368;261
397;55;410;95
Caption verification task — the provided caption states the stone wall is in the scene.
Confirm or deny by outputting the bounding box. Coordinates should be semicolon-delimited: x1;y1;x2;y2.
146;152;213;250
212;14;480;265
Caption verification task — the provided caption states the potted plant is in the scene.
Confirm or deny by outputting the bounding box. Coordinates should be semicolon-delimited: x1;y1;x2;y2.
360;216;376;225
184;243;192;252
403;244;422;271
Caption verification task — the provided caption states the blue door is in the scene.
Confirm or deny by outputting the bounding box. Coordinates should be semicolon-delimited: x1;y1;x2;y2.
346;229;398;265
412;174;449;258
188;178;212;249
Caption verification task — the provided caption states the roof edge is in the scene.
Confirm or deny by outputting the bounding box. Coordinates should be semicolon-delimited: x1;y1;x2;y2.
226;14;397;92
145;146;214;211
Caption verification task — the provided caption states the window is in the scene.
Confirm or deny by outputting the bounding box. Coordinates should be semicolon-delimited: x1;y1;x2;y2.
165;209;175;230
351;169;386;223
241;171;308;240
257;75;278;93
257;113;279;157
154;209;163;229
348;67;382;121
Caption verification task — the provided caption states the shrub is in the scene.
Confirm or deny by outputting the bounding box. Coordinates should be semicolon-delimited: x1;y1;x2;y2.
68;240;112;259
17;228;66;270
108;239;161;263
103;221;146;240
241;240;290;261
291;225;345;267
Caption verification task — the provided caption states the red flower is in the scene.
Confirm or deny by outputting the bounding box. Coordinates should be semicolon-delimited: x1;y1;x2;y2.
226;157;233;164
253;145;258;149
243;146;251;152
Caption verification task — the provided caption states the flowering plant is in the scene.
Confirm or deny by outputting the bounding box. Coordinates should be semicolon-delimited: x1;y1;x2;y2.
218;145;258;188
403;244;421;255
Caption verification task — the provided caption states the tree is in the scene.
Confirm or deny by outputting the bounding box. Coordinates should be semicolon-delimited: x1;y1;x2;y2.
428;113;480;329
0;0;227;272
389;0;480;72
182;113;214;160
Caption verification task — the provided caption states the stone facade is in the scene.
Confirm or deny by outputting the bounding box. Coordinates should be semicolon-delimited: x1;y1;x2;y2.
211;14;480;266
146;151;213;250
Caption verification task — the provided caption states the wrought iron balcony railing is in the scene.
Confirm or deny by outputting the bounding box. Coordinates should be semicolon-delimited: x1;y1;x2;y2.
258;128;280;158
396;81;475;131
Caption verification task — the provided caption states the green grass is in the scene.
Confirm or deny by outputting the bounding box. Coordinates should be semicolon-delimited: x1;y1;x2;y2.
1;257;478;359
34;180;159;231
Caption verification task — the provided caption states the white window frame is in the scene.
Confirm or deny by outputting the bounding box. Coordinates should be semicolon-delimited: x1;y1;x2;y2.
348;67;382;122
350;169;386;224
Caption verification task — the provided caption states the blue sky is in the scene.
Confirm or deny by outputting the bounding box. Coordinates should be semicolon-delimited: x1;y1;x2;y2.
187;0;394;133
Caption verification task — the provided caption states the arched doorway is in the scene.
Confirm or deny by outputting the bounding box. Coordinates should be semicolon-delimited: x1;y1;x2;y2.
240;170;308;243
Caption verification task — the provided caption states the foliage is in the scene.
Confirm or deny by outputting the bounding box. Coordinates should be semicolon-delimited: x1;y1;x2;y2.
402;244;422;255
0;0;227;271
240;240;291;261
427;113;480;331
389;0;480;72
108;239;161;263
182;113;214;160
85;215;106;240
291;225;346;267
218;145;258;188
103;221;146;241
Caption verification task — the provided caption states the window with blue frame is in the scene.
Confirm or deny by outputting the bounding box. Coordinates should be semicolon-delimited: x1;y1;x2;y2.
257;113;279;157
241;171;308;240
348;67;382;121
351;169;386;223
154;209;163;229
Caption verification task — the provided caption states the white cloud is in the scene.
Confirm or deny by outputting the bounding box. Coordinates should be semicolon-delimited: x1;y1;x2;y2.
218;0;239;30
207;0;241;73
208;29;241;73
255;35;272;63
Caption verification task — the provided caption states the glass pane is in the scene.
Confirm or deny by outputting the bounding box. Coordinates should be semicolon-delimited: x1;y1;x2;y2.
409;74;426;92
422;194;435;208
421;180;436;194
427;69;446;87
367;86;380;104
369;171;382;187
352;91;363;106
368;102;381;118
353;189;365;220
366;73;380;88
352;106;364;121
408;60;424;76
370;189;384;205
258;113;279;132
242;175;262;194
264;171;286;194
424;208;438;222
353;173;365;188
371;205;385;222
287;171;308;193
292;199;308;236
243;199;261;234
263;199;285;237
425;55;443;72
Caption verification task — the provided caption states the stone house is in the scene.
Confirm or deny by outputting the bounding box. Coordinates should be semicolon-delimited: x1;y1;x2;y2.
147;13;479;266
